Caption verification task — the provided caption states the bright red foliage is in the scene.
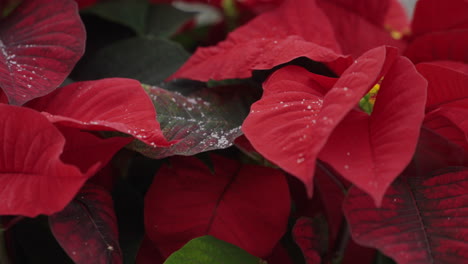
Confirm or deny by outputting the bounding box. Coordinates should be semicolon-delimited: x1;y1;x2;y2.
26;78;173;148
0;0;85;105
144;155;290;258
243;46;427;205
0;104;98;217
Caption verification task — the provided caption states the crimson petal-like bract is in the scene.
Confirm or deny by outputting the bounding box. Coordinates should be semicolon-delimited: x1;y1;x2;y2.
26;78;173;148
0;104;98;217
343;170;468;264
243;46;426;205
319;55;427;206
169;0;349;81
411;0;468;37
419;62;468;151
144;155;290;258
317;0;406;57
0;0;85;105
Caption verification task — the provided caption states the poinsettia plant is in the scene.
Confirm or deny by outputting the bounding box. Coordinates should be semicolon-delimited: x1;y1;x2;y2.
0;0;467;263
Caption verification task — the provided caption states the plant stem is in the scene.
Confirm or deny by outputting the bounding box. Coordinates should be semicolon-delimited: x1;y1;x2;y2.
331;219;350;264
0;221;12;264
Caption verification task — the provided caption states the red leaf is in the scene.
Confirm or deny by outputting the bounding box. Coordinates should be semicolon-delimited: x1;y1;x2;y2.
292;217;328;264
0;0;85;105
242;46;399;196
418;62;468;151
50;184;122;264
26;78;173;147
411;0;468;37
343;169;468;264
144;155;290;258
416;62;468;111
0;104;98;217
169;0;350;81
405;30;468;64
58;126;132;174
317;0;406;57
319;55;427;206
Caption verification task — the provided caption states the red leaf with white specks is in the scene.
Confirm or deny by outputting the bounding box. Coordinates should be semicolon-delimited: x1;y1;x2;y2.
0;0;85;105
344;169;468;264
50;184;122;264
26;78;173;148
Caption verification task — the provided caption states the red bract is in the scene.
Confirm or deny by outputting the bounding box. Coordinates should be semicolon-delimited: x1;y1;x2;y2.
49;184;122;264
0;104;99;217
405;0;468;64
26;78;173;148
0;0;85;105
292;217;327;264
144;155;290;258
243;46;427;206
418;62;468;151
169;0;350;81
343;169;468;264
316;0;407;57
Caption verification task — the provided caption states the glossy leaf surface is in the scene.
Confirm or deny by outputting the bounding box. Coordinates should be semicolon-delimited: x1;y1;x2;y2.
0;0;85;105
344;170;468;264
144;155;290;258
50;184;122;264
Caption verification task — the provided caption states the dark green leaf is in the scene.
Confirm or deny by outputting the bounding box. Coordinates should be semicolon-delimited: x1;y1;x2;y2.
129;80;260;159
164;236;266;264
84;0;149;36
76;37;189;85
146;4;195;38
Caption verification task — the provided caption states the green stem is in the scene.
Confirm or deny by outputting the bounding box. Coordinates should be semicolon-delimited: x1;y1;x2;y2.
0;221;11;264
331;220;350;264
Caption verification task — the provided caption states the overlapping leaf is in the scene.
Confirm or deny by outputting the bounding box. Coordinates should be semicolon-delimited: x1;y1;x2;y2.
411;0;468;37
50;184;122;264
0;0;85;105
316;0;406;57
26;78;172;147
144;155;290;258
292;217;328;264
0;104;98;217
74;37;190;86
243;46;412;201
343;169;468;264
129;81;259;158
319;55;427;206
169;0;352;81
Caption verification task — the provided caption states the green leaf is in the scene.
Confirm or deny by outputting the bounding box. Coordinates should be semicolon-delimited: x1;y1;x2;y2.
129;80;261;159
164;236;266;264
146;4;195;38
84;0;149;36
76;37;189;85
